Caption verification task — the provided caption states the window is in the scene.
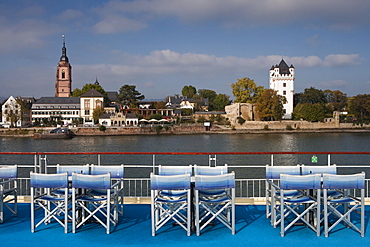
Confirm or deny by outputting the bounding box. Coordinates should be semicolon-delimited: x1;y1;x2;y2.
61;69;65;79
283;83;286;87
283;91;286;95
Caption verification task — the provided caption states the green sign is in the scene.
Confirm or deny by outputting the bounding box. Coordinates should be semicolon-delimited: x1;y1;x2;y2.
311;155;318;163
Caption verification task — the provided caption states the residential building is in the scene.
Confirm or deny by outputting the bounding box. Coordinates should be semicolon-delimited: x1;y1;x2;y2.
269;59;295;119
1;96;34;127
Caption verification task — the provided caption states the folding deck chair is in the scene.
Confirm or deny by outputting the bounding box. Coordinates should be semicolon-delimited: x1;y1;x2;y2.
194;172;235;236
30;172;69;233
150;173;192;236
323;172;365;237
279;173;321;237
72;172;117;234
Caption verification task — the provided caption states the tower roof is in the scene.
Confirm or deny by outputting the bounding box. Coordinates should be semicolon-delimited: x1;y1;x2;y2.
277;59;291;75
60;35;69;62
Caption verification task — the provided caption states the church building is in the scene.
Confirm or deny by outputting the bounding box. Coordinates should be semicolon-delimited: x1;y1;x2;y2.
55;35;72;97
269;59;295;119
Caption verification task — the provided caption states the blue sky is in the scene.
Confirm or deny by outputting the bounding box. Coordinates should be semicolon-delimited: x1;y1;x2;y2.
1;0;369;100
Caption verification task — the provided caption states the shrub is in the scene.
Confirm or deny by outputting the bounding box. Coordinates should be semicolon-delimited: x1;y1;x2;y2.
99;125;106;132
263;125;269;130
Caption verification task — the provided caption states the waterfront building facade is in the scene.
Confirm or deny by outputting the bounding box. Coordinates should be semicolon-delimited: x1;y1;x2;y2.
55;35;72;97
269;59;294;119
31;97;80;125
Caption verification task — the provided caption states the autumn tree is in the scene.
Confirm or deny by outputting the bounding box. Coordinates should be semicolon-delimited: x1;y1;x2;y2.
181;85;197;98
348;94;370;123
117;85;145;108
153;101;166;109
231;77;264;103
255;89;287;121
92;107;105;124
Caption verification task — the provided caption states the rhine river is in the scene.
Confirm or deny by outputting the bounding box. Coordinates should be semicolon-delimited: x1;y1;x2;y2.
0;132;369;178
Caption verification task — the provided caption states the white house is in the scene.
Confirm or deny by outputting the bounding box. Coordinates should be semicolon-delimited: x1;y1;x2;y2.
269;59;295;119
2;96;34;127
80;89;104;124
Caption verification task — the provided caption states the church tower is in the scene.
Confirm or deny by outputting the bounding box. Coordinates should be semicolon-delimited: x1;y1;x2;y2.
55;35;72;97
269;59;294;119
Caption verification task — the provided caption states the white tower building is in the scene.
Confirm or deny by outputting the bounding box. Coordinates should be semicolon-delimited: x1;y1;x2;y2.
269;59;295;119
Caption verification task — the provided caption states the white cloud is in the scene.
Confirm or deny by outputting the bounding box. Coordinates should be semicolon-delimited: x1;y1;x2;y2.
93;15;147;33
76;50;361;79
323;54;361;67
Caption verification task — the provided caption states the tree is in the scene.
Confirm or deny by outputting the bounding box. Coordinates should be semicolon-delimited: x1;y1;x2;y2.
295;87;327;105
181;85;197;98
324;89;347;112
231;77;264;103
117;85;145;108
198;89;217;110
213;94;230;111
293;103;326;122
348;94;370;123
92;107;105;124
255;89;287;121
153;101;166;109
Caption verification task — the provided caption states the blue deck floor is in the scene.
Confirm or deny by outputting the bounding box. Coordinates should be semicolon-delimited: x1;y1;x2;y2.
0;204;368;247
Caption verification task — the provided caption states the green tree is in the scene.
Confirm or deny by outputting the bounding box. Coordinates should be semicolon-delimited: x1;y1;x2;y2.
348;94;370;123
294;87;327;106
213;94;230;111
324;89;347;112
231;77;264;103
198;89;217;110
255;89;287;121
293;103;326;122
181;85;197;98
117;85;145;108
149;113;163;120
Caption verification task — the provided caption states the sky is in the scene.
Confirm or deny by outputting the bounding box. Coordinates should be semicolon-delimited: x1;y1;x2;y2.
1;0;370;101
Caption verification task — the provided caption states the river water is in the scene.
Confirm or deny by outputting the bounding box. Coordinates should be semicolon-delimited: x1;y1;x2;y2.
0;132;369;178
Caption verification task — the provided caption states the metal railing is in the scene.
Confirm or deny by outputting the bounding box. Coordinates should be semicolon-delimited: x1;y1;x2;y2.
1;151;370;200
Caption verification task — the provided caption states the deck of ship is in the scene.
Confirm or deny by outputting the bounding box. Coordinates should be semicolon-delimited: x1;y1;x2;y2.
0;203;369;247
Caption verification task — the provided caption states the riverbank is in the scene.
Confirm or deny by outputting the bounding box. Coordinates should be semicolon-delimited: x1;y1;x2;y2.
0;123;369;137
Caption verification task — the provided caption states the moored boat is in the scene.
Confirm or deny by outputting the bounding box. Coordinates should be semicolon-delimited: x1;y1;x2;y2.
33;128;74;139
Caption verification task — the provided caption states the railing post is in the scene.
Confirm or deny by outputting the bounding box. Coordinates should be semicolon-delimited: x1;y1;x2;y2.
152;154;156;173
98;154;101;166
271;154;274;166
328;154;331;166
